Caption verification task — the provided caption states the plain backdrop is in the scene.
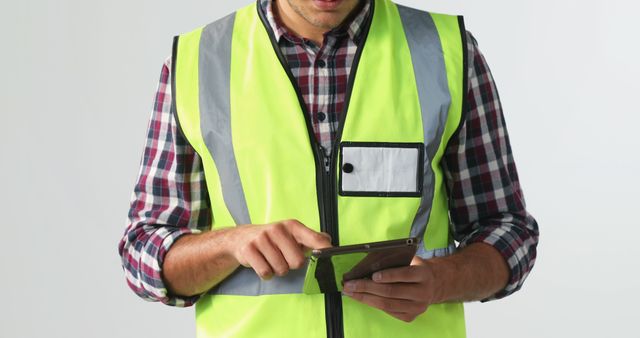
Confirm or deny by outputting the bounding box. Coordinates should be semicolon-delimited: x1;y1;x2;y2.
1;0;638;337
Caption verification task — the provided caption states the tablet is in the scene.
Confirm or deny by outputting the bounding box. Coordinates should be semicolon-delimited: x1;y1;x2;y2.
302;237;418;294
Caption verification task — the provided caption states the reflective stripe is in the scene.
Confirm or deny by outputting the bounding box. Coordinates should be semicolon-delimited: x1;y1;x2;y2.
397;5;452;249
198;14;252;226
210;264;307;296
423;13;466;251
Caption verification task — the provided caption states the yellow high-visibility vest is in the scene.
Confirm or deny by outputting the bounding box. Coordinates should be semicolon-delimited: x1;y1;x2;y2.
172;0;467;337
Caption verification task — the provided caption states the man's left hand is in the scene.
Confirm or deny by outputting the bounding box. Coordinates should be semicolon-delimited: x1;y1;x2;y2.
342;256;440;323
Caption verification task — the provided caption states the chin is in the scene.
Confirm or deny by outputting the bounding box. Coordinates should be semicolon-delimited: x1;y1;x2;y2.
311;15;346;29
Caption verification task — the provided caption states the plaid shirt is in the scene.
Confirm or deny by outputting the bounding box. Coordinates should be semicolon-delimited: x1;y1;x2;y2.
119;0;539;307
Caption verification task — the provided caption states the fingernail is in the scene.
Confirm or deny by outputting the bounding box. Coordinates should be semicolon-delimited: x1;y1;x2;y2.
343;282;355;291
342;290;353;296
372;272;381;281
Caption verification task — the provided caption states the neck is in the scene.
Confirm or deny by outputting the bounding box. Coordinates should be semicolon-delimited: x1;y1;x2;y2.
273;1;329;46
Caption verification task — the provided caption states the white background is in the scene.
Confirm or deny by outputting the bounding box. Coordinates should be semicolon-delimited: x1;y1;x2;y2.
1;0;638;337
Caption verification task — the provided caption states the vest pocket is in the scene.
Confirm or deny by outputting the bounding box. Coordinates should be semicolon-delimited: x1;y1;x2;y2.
338;142;424;197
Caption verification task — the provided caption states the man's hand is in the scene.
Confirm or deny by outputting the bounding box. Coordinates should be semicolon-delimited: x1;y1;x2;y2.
231;219;332;280
163;219;331;297
342;256;437;322
341;243;509;322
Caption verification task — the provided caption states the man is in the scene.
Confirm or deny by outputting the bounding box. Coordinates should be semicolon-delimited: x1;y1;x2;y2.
119;0;539;337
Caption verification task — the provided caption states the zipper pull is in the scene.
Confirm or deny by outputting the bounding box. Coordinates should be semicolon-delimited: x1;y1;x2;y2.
317;144;331;171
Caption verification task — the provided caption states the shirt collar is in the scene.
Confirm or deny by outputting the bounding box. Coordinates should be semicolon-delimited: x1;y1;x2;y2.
259;0;371;45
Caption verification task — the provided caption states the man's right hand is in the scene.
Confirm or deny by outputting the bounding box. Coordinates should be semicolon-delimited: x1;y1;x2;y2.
162;219;331;297
230;219;332;280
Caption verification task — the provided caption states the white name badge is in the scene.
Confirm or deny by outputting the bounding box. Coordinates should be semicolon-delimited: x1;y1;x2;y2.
339;142;424;197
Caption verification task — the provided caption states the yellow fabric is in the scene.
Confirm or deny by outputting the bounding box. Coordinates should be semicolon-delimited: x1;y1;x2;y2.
173;0;467;337
196;295;327;338
229;3;322;232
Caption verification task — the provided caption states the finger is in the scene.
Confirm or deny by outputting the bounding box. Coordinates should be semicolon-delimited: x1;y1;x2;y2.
410;255;425;266
343;279;418;300
243;244;274;280
284;219;332;249
268;223;307;270
371;265;424;283
387;311;419;323
344;292;423;314
254;232;290;276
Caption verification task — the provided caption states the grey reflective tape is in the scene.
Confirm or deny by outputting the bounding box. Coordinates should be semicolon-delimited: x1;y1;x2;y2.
416;243;457;260
397;6;452;242
209;264;307;295
198;14;252;226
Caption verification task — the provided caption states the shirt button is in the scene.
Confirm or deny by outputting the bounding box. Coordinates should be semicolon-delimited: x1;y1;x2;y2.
342;163;354;173
318;112;326;121
317;59;326;68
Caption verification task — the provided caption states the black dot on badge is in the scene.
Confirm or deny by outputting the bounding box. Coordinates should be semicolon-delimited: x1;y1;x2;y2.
342;163;354;173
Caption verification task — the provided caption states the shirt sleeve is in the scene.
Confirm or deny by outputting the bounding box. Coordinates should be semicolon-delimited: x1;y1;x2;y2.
118;57;212;307
442;32;540;300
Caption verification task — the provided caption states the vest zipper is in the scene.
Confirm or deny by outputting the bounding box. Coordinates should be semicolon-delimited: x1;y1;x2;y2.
255;3;374;338
317;145;343;338
318;0;375;329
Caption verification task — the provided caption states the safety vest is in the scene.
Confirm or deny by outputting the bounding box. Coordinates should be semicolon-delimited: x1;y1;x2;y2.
172;0;467;337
